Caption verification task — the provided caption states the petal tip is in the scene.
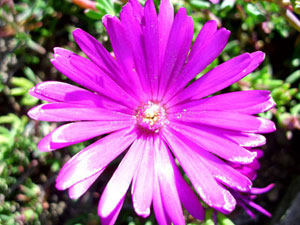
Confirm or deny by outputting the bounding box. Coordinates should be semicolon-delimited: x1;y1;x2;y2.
27;105;40;120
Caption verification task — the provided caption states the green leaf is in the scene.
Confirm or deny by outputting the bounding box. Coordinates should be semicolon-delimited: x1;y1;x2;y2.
218;213;235;225
286;70;300;84
10;87;27;96
85;9;104;20
190;0;211;9
11;77;34;89
24;67;37;83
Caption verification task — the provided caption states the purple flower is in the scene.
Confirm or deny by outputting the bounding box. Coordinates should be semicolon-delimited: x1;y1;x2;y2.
28;0;276;224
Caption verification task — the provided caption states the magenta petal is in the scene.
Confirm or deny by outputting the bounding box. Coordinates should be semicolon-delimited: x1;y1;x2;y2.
51;50;108;95
56;128;136;190
120;3;151;97
158;8;194;100
68;170;102;199
98;137;144;218
155;139;185;225
100;197;125;225
168;125;253;192
153;175;171;225
170;90;275;115
68;53;139;108
225;132;266;147
169;110;276;133
247;200;272;218
164;27;230;101
250;184;275;195
158;0;174;71
131;137;154;217
144;0;159;97
169;53;252;105
188;20;217;62
162;127;236;214
170;122;257;164
172;51;265;103
173;161;205;221
51;49;138;108
202;90;275;114
128;0;143;19
159;140;205;221
29;81;102;105
72;28;121;81
29;81;133;113
103;15;145;100
37;120;135;152
190;52;264;101
28;103;134;122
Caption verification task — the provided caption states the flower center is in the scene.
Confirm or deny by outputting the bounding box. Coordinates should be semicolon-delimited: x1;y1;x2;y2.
136;101;167;133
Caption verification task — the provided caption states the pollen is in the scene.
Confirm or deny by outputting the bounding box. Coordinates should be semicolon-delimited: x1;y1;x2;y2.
136;101;167;133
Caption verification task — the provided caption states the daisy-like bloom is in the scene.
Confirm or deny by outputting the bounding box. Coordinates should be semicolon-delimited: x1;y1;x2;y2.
28;0;276;224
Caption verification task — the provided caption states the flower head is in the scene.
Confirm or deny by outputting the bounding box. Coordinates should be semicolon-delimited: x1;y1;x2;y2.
28;0;276;224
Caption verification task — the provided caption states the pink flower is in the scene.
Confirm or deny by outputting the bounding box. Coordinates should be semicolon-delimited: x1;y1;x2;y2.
28;0;276;224
209;0;219;4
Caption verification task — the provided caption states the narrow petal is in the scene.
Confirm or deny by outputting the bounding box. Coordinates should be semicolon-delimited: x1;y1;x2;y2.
168;125;253;192
162;128;236;214
152;175;171;225
38;120;135;152
187;51;265;101
169;90;275;115
128;0;143;19
172;155;205;221
68;170;101;199
100;197;125;225
51;49;104;94
158;0;174;71
144;0;159;97
247;201;272;217
165;114;266;147
51;49;138;108
157;8;194;100
29;81;134;113
131;136;154;217
56;127;136;190
224;132;266;147
170;122;257;164
29;81;103;106
120;3;151;97
188;20;218;62
98;137;144;218
28;103;134;122
169;111;276;133
155;139;185;225
164;28;230;101
103;15;145;100
68;53;139;108
250;184;275;195
168;53;252;105
72;28;121;82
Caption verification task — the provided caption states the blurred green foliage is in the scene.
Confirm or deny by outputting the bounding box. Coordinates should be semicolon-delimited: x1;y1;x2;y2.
0;0;300;224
